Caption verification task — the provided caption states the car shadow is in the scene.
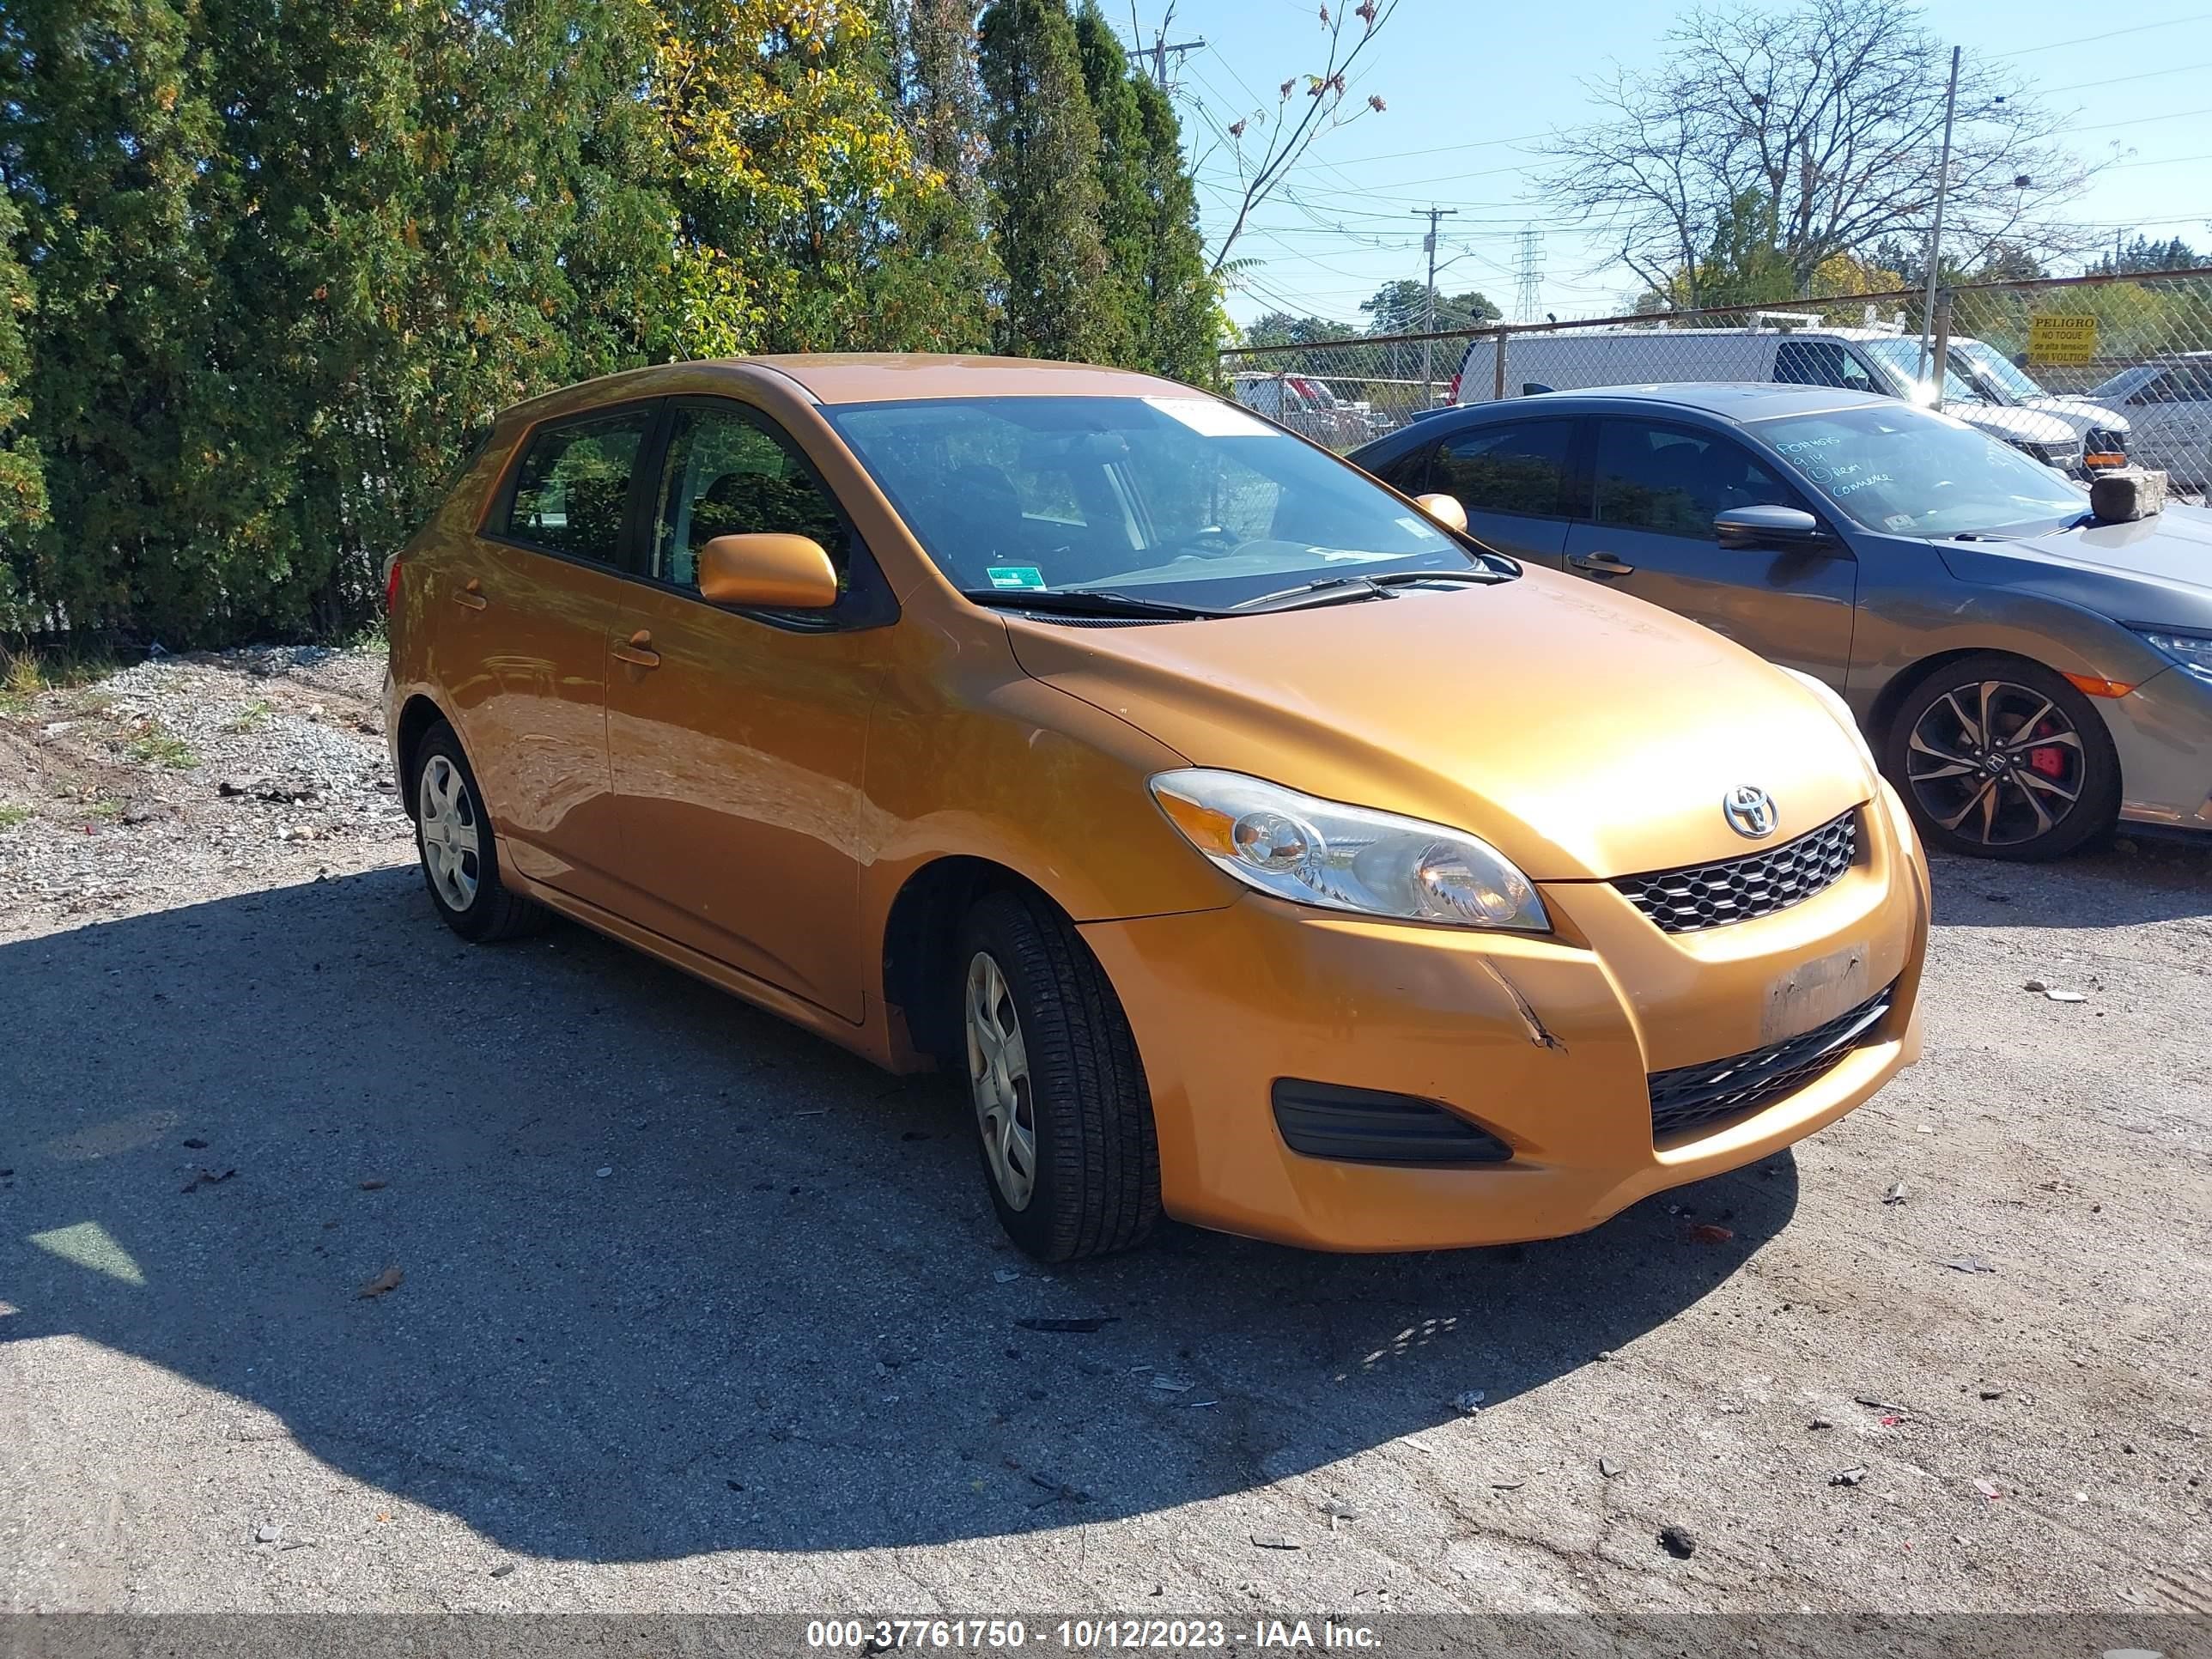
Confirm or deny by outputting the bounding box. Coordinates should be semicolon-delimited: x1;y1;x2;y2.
1929;832;2212;930
2;868;1797;1562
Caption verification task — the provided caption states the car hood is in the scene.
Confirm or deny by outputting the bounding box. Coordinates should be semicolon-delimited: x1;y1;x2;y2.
1949;403;2079;446
1003;567;1873;882
1936;502;2212;626
2029;394;2130;433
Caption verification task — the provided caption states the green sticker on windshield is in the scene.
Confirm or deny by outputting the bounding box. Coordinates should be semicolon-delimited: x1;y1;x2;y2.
986;565;1046;590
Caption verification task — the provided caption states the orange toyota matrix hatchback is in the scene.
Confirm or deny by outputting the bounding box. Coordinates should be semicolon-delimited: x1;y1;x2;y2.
385;356;1929;1260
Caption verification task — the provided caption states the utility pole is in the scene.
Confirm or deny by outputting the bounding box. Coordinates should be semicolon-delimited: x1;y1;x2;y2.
1414;205;1459;394
1122;7;1204;92
1915;44;1961;386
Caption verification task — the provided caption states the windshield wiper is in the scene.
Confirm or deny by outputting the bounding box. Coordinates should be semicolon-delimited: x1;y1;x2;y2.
1231;567;1505;613
960;586;1225;619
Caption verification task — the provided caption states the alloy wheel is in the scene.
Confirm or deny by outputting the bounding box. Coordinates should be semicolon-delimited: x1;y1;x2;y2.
964;951;1037;1212
1905;679;2085;849
417;753;483;912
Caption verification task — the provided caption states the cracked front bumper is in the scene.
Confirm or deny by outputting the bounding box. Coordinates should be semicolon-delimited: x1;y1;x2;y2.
1079;786;1929;1252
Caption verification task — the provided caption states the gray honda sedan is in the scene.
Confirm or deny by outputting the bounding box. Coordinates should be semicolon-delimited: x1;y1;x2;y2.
1352;385;2212;860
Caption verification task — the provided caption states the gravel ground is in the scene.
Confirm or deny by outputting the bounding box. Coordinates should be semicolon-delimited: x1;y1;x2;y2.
2;647;2209;1619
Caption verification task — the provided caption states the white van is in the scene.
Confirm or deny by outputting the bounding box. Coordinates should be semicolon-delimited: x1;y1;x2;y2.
1450;323;2086;472
1947;337;2132;465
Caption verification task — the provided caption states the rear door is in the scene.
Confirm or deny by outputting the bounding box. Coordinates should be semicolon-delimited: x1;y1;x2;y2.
1417;417;1579;564
1561;416;1857;687
441;402;659;906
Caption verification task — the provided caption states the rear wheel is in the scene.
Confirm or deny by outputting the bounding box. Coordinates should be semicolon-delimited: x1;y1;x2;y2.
1884;655;2119;860
410;721;547;941
957;890;1160;1261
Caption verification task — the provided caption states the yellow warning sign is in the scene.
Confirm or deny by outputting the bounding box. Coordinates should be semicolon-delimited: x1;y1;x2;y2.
2027;313;2098;367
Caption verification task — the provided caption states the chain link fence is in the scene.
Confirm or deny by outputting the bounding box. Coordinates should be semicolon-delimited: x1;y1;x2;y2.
1220;268;2212;496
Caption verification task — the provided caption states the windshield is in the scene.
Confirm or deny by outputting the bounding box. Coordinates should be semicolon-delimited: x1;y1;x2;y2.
1857;337;1987;405
1952;340;2046;403
824;395;1496;607
1753;404;2086;538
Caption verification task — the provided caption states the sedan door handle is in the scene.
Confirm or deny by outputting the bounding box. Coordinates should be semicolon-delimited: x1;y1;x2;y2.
453;578;489;611
611;629;661;669
1569;551;1636;577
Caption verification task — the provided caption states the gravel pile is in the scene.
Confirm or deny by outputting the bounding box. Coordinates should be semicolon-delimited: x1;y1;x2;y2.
0;645;414;937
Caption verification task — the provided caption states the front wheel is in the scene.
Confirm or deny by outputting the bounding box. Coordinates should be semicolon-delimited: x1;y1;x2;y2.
1883;655;2120;860
957;890;1160;1261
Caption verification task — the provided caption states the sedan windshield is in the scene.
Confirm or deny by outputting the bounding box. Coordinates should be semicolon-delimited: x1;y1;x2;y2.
823;395;1498;609
1753;404;2087;538
1951;340;2046;403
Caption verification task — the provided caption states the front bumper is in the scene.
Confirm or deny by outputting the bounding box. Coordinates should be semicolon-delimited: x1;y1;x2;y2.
1082;787;1929;1252
2108;665;2212;831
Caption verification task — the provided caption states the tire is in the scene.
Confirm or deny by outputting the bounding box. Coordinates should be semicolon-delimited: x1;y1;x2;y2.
1882;653;2120;861
956;889;1161;1261
410;720;548;941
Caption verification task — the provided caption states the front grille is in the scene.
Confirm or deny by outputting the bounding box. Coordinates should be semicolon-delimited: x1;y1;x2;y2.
1647;982;1895;1139
1613;811;1857;933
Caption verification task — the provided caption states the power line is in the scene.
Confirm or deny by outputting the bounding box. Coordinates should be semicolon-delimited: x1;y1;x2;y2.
1989;11;2211;57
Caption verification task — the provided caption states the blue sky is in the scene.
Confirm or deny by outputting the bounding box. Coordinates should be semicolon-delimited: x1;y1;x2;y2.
1132;0;2212;329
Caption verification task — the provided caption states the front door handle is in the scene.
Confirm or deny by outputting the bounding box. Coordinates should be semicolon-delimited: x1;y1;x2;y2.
453;578;489;611
611;629;661;669
1569;550;1636;577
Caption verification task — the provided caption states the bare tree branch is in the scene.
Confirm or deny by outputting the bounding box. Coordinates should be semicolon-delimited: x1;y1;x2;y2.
1200;0;1399;276
1534;0;2109;299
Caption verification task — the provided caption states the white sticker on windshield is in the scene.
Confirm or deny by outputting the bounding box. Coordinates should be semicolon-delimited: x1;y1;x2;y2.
1395;515;1445;540
1884;513;1916;532
1143;396;1279;438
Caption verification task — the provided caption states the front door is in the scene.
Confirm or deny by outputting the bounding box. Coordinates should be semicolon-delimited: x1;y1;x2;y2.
604;399;887;1021
442;402;659;905
1562;416;1857;688
1425;417;1578;565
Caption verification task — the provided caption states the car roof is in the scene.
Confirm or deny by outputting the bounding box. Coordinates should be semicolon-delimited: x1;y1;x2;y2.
1456;382;1893;420
502;354;1194;421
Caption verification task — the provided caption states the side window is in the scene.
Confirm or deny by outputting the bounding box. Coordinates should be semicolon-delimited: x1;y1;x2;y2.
1594;420;1802;538
653;404;853;592
1432;422;1571;517
2127;372;2171;406
501;408;654;564
1775;340;1877;394
1369;444;1434;496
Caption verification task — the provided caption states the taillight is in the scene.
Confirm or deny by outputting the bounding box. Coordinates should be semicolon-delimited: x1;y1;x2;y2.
1447;373;1462;404
384;555;403;617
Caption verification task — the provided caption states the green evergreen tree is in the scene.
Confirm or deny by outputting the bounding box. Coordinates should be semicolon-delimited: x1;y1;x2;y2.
0;196;47;631
1072;2;1146;368
977;0;1109;361
1132;76;1218;384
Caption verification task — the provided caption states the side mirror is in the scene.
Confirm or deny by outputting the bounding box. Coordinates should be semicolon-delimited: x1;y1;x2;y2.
696;533;840;609
1414;492;1469;533
1714;504;1834;551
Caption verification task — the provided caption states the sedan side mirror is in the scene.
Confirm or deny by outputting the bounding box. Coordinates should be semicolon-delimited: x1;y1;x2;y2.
1714;504;1835;551
1414;492;1469;533
697;533;840;609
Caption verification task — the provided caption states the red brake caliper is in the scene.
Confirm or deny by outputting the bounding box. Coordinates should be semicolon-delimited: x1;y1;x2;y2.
2026;719;2067;780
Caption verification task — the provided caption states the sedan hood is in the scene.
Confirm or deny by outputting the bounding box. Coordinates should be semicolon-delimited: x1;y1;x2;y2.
1937;502;2212;629
1005;568;1872;881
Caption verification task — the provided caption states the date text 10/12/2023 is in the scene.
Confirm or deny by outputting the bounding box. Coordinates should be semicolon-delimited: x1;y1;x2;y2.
804;1619;1383;1650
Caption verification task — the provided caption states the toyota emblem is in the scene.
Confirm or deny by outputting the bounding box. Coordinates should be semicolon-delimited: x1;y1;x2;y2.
1723;785;1778;839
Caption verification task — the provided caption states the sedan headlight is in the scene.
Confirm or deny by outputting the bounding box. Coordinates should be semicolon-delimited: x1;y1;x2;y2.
1149;769;1548;931
2132;627;2212;687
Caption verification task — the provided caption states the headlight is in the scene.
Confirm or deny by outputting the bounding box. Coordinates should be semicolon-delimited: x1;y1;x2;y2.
2132;627;2212;687
1778;666;1878;770
1148;769;1549;932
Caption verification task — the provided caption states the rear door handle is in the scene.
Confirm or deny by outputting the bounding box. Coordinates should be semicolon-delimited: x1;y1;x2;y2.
611;629;661;669
453;578;489;611
1569;551;1635;576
